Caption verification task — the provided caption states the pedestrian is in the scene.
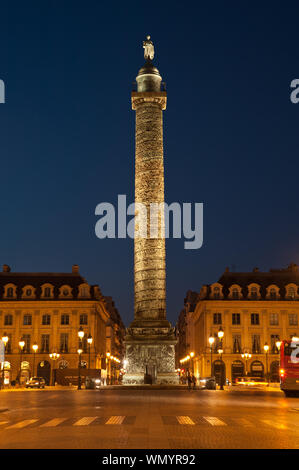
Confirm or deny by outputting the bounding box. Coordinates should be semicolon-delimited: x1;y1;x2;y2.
192;374;197;390
187;372;192;390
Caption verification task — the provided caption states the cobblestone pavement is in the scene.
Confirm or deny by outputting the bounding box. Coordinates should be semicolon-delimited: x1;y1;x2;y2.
0;389;298;449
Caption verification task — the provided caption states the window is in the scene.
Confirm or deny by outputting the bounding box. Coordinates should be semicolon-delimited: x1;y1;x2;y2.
250;287;258;300
23;334;31;353
252;335;261;354
270;334;280;354
60;333;68;353
289;313;298;326
61;314;70;325
233;334;242;353
4;314;13;326
270;288;277;300
63;289;69;296
287;286;296;299
23;314;32;326
42;314;51;325
7;287;14;298
251;313;259;325
41;334;50;353
26;289;32;296
270;313;279;326
214;287;220;299
213;313;222;325
44;287;51;297
79;314;88;325
232;288;239;300
232;313;241;325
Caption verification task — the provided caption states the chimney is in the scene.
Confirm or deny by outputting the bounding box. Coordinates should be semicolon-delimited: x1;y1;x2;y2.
72;264;79;274
2;264;11;273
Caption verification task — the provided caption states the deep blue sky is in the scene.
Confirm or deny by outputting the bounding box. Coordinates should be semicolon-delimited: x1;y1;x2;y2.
0;1;299;326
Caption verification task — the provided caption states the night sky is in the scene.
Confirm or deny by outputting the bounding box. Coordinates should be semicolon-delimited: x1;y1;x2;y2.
1;1;299;326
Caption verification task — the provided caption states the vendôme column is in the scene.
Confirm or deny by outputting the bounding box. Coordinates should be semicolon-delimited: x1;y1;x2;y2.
123;36;178;385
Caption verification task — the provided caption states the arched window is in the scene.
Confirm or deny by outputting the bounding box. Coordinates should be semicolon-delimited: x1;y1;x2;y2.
270;288;277;300
7;287;14;297
232;288;239;300
250;287;257;299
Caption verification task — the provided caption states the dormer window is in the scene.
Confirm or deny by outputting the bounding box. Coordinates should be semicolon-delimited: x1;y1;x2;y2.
7;288;13;297
250;287;257;299
210;283;223;300
266;285;280;300
286;284;297;300
78;284;91;299
214;287;220;299
229;284;242;300
270;288;276;300
59;285;72;299
22;285;35;299
248;284;260;300
4;284;17;299
41;284;54;299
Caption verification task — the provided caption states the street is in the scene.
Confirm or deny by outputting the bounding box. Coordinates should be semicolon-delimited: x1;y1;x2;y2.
0;388;298;449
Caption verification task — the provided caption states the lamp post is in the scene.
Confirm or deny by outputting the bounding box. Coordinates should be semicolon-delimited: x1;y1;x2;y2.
241;352;252;376
218;327;225;390
87;334;93;370
32;342;38;377
106;352;111;385
77;327;85;390
77;348;83;390
275;339;282;353
18;338;25;385
49;352;60;386
1;333;9;389
264;342;269;386
208;334;215;376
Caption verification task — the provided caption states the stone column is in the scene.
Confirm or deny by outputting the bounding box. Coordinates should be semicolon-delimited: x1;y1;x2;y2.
133;93;167;323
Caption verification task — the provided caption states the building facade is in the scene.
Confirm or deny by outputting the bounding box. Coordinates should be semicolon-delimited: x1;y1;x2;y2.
179;264;299;384
0;264;123;385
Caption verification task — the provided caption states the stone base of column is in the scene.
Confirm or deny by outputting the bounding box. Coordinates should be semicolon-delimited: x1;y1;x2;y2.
123;326;179;385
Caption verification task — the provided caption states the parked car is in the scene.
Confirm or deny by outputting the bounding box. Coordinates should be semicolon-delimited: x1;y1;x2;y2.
198;376;216;390
25;377;46;389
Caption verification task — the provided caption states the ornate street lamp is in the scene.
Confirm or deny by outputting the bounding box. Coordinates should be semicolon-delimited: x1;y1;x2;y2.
87;334;93;370
77;348;83;390
241;351;252;376
275;339;282;353
32;342;38;377
264;342;269;386
208;334;215;376
18;338;25;384
49;352;60;386
218;327;225;390
106;352;111;385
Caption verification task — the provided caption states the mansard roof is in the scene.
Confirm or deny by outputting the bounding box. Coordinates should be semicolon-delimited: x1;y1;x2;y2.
0;265;99;300
202;263;299;300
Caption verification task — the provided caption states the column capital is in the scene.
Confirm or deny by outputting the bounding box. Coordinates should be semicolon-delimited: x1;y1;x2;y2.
131;91;167;110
